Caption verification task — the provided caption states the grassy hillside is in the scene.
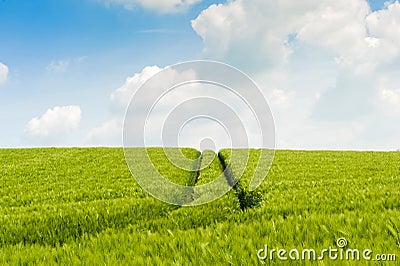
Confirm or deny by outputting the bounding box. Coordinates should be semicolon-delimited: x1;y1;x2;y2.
0;148;399;265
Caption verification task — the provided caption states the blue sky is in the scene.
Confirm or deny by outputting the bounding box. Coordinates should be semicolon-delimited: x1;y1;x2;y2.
0;0;213;146
0;0;399;150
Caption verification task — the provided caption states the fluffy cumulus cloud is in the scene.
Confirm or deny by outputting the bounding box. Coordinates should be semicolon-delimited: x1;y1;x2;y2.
110;65;163;112
103;0;200;13
0;61;9;84
192;1;296;71
110;64;199;113
87;65;163;146
25;106;82;140
91;63;270;149
365;2;400;65
192;0;400;73
191;0;400;150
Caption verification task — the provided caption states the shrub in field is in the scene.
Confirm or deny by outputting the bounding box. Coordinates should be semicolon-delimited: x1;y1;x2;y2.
234;184;263;210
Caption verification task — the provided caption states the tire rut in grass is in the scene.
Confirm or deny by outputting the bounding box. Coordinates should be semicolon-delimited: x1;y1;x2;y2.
218;152;263;211
187;153;203;202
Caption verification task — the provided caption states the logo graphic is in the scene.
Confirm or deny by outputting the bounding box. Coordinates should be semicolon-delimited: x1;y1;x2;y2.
123;61;275;205
336;237;348;248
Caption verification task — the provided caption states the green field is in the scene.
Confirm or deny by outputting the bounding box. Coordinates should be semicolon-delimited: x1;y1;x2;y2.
0;148;399;265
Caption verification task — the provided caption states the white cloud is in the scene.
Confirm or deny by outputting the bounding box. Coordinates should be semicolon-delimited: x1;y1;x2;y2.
189;0;400;150
192;0;400;74
25;106;81;139
84;119;122;146
91;65;177;146
110;65;163;112
102;63;270;149
296;1;369;54
366;1;400;45
379;88;400;116
309;0;400;74
103;0;200;13
268;89;296;111
89;64;199;147
46;60;70;74
110;64;198;114
192;1;298;71
0;62;9;84
192;0;354;71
